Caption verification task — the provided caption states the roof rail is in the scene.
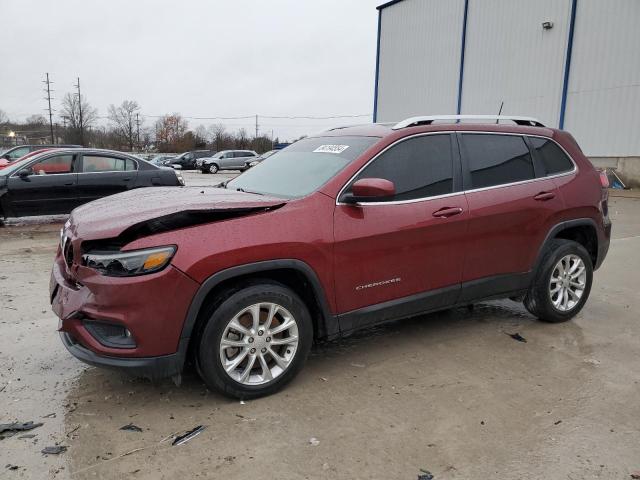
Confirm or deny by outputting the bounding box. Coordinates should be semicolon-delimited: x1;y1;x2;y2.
392;115;545;130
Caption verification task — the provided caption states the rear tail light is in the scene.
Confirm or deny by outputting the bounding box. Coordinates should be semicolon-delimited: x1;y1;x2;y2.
599;170;609;189
597;169;609;217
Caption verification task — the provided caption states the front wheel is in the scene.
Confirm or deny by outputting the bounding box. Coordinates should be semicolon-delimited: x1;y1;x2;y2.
208;164;219;174
196;283;313;399
524;239;593;322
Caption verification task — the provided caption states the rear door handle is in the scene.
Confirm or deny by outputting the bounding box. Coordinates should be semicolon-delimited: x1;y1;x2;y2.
432;206;463;218
63;182;74;186
122;177;132;182
534;191;555;201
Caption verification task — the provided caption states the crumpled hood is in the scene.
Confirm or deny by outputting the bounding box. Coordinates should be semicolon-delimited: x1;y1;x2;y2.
67;187;287;241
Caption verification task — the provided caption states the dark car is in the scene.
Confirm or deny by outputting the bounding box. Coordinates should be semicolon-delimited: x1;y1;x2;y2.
51;115;610;399
170;150;215;170
150;154;177;167
0;148;184;218
1;144;82;162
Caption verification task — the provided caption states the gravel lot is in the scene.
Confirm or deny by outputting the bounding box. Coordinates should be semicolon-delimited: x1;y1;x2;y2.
1;183;639;479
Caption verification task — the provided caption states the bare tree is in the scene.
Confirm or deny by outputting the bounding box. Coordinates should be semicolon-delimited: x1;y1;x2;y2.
194;124;209;148
0;109;8;124
25;114;47;125
108;100;140;151
209;123;226;151
155;114;189;152
236;128;249;149
61;92;98;144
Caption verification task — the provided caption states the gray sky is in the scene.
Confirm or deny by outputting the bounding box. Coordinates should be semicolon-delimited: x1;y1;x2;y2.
0;0;381;141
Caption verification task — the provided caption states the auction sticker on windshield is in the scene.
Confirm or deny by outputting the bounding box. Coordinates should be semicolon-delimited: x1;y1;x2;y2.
313;145;350;154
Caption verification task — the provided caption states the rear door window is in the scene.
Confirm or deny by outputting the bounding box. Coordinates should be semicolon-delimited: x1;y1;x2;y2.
348;134;454;202
529;137;574;176
460;134;534;189
82;155;135;172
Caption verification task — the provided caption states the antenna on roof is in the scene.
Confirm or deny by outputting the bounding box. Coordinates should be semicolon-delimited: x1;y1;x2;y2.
496;101;504;124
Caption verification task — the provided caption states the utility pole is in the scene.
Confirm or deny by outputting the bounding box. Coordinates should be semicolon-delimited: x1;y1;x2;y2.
43;73;55;143
74;77;84;145
135;113;140;150
255;114;259;138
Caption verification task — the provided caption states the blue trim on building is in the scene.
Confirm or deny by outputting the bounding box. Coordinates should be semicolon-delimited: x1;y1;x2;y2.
559;0;578;129
456;0;470;115
373;9;382;122
377;0;406;11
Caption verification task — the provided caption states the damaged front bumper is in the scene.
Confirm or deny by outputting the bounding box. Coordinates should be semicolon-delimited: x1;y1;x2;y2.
59;331;188;380
50;249;199;380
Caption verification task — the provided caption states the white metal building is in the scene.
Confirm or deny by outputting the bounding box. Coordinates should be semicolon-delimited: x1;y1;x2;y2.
373;0;640;182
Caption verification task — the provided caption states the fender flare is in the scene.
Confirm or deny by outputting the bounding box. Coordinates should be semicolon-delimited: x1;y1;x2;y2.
532;218;599;277
178;259;336;346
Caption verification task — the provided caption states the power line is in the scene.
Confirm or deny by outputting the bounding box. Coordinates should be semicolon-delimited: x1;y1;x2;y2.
140;113;371;120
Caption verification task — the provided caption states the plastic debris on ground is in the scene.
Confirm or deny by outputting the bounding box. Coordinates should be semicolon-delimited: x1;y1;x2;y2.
418;469;434;480
506;332;527;343
309;437;320;446
41;446;67;455
172;425;205;446
0;421;43;440
120;423;143;432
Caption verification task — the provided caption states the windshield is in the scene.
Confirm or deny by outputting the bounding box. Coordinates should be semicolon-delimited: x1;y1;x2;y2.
227;136;378;198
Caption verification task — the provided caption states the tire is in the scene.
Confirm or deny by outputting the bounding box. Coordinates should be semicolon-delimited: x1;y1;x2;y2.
196;282;313;399
208;164;219;174
524;239;593;323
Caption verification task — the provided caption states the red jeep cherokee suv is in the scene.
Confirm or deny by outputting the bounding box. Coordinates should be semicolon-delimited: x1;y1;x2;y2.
50;115;611;399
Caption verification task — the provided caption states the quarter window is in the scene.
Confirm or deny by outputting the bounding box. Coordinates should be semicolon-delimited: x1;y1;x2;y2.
529;137;574;176
350;134;454;202
461;134;534;189
82;155;136;172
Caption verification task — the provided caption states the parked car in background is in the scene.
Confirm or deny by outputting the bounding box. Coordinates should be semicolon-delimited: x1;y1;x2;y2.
0;148;184;218
198;150;258;173
170;150;215;170
49;115;611;399
247;150;278;168
150;154;177;167
0;148;55;170
1;144;82;162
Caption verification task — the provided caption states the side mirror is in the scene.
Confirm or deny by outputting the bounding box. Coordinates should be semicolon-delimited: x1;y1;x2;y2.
2;154;10;160
343;178;395;204
18;169;32;178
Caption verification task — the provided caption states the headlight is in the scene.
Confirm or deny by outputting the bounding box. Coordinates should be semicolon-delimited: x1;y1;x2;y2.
82;246;176;277
249;161;259;167
175;171;185;186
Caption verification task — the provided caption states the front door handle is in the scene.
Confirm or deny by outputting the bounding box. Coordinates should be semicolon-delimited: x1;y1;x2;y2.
122;177;132;182
63;182;74;186
432;206;463;218
534;191;555;201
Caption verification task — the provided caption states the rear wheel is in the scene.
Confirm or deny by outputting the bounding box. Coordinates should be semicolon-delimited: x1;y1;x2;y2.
524;239;593;322
208;164;219;174
196;283;313;399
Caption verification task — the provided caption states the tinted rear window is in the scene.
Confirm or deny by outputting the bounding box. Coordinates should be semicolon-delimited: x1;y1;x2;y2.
461;134;534;189
529;137;574;176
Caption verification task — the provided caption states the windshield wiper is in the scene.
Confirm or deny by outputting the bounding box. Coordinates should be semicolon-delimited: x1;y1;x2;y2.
236;187;263;195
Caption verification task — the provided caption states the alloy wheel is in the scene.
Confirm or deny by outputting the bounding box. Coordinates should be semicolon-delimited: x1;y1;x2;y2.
549;254;586;312
209;164;218;174
219;302;299;386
